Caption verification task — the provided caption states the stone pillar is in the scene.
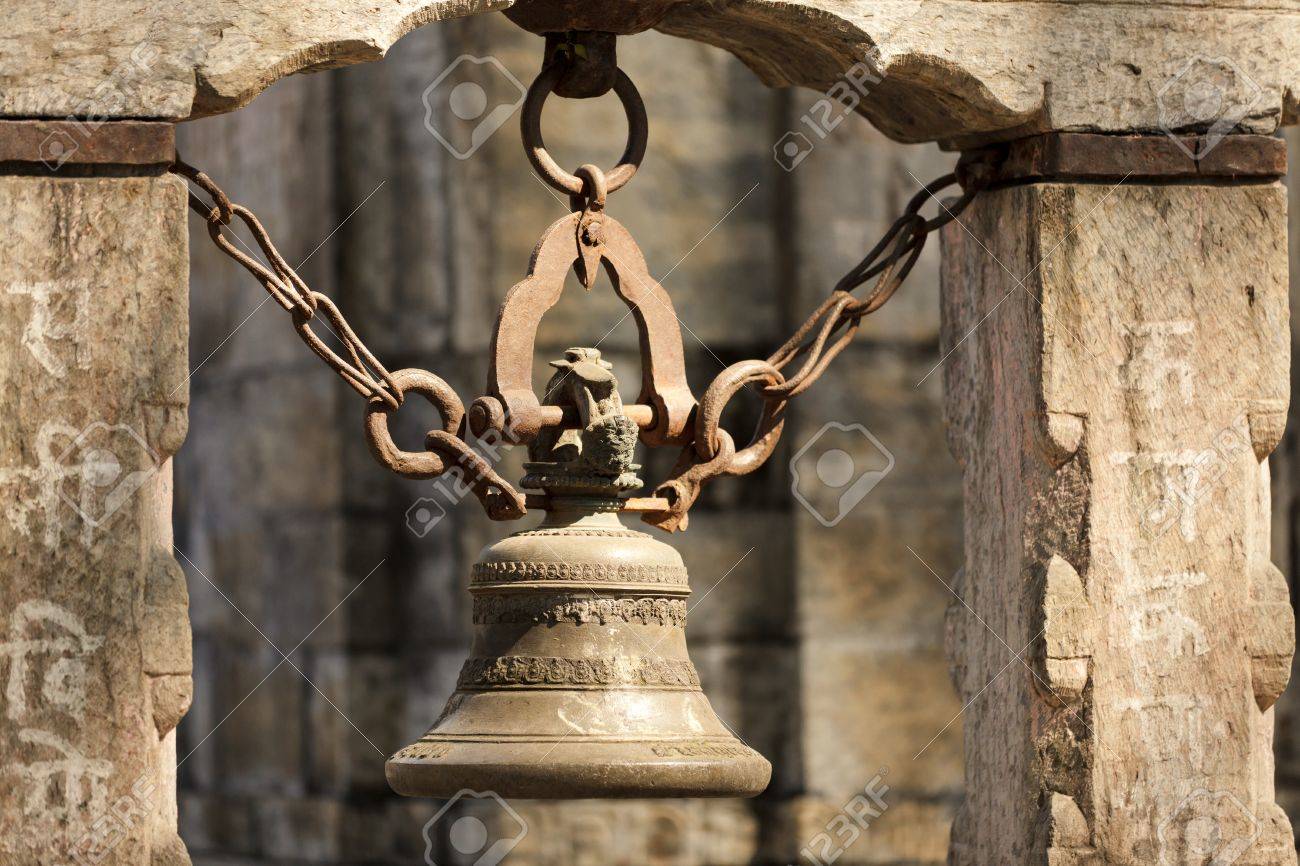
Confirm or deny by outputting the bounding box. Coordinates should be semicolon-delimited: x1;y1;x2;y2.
941;134;1295;864
1272;125;1300;821
0;123;191;865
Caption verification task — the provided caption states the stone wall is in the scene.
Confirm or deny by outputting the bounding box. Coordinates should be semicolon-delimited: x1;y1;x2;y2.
175;16;961;865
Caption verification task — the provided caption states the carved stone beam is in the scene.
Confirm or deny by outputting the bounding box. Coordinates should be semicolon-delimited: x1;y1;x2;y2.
8;1;1298;145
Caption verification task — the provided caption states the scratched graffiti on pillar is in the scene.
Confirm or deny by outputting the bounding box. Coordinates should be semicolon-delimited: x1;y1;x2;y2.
5;279;92;378
1130;601;1208;657
1121;571;1210;658
1111;411;1250;542
1113;691;1250;866
0;421;159;548
6;728;114;832
1122;320;1194;409
1112;450;1204;541
0;600;104;722
1114;696;1210;783
0;601;114;844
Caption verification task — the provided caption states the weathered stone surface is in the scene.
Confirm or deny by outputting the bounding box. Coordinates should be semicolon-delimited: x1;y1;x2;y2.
6;0;1300;145
776;795;953;865
664;0;1300;145
259;797;345;862
151;675;195;737
3;0;509;120
177;793;258;857
1270;125;1300;820
205;646;305;794
143;555;193;676
0;175;190;864
673;510;794;643
789;341;963;861
943;180;1293;864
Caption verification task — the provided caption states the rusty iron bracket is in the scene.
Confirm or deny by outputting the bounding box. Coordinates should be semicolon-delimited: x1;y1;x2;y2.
970;132;1286;185
0;120;174;172
543;31;619;98
470;211;696;449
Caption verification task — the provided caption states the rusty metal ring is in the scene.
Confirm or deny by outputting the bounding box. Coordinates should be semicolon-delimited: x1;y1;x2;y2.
364;369;467;479
694;360;786;474
522;64;648;196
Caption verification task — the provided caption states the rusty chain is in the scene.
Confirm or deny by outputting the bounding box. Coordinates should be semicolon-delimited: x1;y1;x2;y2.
644;152;999;531
171;159;527;521
172;47;998;533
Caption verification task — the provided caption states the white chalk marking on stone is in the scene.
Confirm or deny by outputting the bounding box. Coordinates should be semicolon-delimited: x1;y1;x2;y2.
0;421;158;548
6;728;113;833
1111;450;1205;542
1122;320;1195;409
0;600;104;723
5;280;91;378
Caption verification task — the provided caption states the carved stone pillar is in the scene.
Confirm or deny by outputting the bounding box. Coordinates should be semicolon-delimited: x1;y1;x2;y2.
942;134;1295;865
0;124;191;864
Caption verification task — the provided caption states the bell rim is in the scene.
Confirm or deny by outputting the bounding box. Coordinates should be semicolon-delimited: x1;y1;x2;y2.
385;736;772;799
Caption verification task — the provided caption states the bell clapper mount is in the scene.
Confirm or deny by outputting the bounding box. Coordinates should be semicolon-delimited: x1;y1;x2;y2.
172;30;998;801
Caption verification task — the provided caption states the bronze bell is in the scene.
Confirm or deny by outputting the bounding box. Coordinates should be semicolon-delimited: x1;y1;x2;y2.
387;348;771;798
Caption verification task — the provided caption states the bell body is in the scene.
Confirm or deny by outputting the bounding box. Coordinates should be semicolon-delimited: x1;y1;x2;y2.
386;498;771;799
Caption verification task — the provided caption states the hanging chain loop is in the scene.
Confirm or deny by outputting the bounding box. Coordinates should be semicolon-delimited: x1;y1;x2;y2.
172;53;1001;533
174;158;406;409
646;150;1000;531
172;158;527;521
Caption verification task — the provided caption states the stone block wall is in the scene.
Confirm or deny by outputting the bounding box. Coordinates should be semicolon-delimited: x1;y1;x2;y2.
175;17;961;865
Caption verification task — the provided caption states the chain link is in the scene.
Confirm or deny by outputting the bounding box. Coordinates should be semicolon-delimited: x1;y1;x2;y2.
174;129;998;531
645;153;999;531
172;158;527;521
173;159;406;409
